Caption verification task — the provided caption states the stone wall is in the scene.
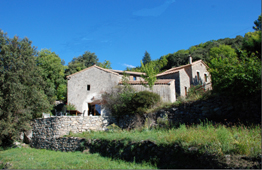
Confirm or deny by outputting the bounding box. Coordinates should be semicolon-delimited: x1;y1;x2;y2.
30;116;115;148
147;94;261;126
30;115;140;148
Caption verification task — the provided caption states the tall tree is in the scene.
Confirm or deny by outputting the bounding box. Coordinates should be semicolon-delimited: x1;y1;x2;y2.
253;14;261;31
97;60;112;69
0;30;53;145
65;51;99;76
242;15;261;58
142;51;151;65
140;60;158;90
36;49;68;101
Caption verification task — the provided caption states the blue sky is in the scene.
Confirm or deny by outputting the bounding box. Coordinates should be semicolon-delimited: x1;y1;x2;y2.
1;0;260;70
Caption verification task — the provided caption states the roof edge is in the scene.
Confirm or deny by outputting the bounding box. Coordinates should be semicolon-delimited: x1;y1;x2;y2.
66;65;119;78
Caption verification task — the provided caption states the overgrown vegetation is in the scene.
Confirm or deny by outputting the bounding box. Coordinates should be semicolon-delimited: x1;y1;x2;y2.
67;120;261;157
0;147;156;169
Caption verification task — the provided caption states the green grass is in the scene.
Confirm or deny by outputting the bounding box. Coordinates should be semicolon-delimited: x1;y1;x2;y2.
0;147;156;169
67;121;261;157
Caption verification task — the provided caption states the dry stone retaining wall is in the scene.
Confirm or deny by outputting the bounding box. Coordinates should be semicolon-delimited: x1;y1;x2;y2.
30;115;138;148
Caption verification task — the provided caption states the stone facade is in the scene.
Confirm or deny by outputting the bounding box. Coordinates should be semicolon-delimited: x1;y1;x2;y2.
157;59;212;97
67;66;120;116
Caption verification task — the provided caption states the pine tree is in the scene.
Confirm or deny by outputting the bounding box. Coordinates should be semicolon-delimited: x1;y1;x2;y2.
142;51;151;65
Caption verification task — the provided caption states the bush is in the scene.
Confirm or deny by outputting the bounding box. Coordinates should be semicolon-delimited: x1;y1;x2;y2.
66;103;76;110
102;85;136;117
131;91;160;115
103;88;160;116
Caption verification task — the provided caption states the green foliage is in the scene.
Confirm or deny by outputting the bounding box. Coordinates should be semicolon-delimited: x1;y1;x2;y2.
97;60;112;69
103;75;160;116
56;84;67;101
209;44;237;59
69;121;261;157
102;74;136;117
131;91;160;115
142;51;151;65
107;123;122;132
208;52;261;97
185;85;207;101
36;49;67;101
140;61;158;90
66;103;76;110
0;30;52;145
65;51;99;76
242;31;261;57
253;14;261;31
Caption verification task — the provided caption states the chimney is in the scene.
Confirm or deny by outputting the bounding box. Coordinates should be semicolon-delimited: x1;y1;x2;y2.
189;55;192;64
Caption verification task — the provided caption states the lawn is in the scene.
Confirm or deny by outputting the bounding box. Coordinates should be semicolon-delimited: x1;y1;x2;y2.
0;147;156;169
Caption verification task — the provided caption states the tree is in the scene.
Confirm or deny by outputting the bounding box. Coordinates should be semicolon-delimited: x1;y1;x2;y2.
253;14;261;31
242;31;261;58
36;49;68;101
142;51;151;65
208;50;261;97
65;51;99;76
97;60;112;69
0;30;53;145
140;61;158;90
209;44;237;59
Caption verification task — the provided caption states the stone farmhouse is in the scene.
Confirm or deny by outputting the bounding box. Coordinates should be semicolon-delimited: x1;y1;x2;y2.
66;56;212;117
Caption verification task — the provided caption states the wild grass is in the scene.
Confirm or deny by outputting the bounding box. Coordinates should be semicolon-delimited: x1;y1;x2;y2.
68;120;261;157
0;147;156;169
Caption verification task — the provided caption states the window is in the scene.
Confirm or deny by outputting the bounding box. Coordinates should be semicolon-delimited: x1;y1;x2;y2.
204;74;207;82
197;72;200;82
87;85;90;91
185;86;187;96
133;76;137;81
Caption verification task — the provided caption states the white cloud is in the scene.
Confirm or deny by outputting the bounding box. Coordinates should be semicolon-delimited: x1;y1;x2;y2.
133;0;176;17
123;63;136;68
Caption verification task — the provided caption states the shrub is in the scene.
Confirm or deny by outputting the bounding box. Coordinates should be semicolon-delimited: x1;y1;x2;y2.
66;103;76;110
102;86;136;117
131;91;160;115
103;89;160;116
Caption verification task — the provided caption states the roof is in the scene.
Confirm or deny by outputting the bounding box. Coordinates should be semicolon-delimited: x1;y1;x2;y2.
66;65;119;78
112;70;145;76
118;79;175;85
157;60;209;77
